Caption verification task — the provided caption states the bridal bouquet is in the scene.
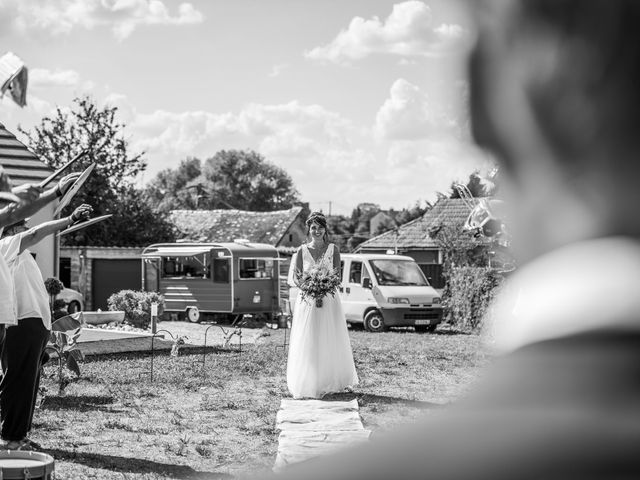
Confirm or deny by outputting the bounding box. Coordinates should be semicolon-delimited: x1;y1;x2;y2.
298;263;341;308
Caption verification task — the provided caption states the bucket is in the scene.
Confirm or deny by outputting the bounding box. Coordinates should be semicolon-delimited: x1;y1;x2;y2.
0;450;55;479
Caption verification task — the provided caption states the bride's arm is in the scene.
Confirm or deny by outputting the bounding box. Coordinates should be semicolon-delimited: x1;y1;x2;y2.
293;247;304;286
332;244;341;275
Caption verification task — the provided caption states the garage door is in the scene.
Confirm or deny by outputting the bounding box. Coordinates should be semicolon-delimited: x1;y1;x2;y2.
92;259;142;310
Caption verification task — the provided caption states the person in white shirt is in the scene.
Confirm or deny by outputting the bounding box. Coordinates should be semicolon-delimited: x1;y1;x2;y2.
0;204;91;450
0;168;79;339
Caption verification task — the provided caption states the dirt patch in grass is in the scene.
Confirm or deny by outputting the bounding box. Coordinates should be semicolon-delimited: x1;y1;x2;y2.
32;326;492;478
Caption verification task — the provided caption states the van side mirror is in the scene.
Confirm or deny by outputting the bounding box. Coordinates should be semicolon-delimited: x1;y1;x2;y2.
362;278;372;289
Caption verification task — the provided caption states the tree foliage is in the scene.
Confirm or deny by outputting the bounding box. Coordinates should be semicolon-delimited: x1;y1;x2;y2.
144;157;202;213
20;96;175;246
450;171;490;199
144;150;301;212
441;266;503;331
327;201;430;252
200;150;300;211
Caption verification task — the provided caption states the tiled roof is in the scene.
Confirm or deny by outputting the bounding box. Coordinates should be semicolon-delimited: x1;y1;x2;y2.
358;198;487;250
170;206;303;246
0;122;53;185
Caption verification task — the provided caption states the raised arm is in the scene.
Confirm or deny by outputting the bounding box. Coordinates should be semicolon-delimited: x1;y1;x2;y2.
0;173;80;227
18;204;92;253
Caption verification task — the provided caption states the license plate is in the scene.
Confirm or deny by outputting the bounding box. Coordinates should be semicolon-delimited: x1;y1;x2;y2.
253;295;261;303
414;320;432;325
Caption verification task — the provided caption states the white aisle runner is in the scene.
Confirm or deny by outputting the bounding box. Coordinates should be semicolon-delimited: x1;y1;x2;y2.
273;398;371;471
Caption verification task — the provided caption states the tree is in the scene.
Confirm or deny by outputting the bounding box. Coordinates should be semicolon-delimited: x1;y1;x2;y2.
391;201;431;227
200;150;300;211
20;96;175;246
450;172;490;199
144;157;202;213
326;214;354;252
62;186;177;246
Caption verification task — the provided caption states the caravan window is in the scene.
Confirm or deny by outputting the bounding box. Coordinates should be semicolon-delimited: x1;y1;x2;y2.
213;258;230;283
239;258;275;279
161;254;209;279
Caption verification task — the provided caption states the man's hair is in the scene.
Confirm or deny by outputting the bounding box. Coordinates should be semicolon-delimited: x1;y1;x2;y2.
471;0;640;170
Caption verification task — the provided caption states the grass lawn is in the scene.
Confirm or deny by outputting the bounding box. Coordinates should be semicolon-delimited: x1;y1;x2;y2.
32;326;492;479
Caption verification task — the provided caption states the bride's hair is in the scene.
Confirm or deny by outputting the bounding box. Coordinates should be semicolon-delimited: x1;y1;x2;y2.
305;211;330;242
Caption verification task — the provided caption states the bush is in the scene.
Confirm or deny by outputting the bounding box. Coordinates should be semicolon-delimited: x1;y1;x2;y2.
107;290;164;329
44;277;64;296
442;267;503;331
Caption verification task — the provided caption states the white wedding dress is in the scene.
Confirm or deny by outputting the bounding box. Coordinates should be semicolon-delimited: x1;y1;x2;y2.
287;244;359;399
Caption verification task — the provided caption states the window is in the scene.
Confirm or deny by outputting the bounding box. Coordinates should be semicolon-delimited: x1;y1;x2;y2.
59;257;71;287
239;258;275;279
213;258;230;283
349;261;362;284
161;254;210;279
369;259;428;286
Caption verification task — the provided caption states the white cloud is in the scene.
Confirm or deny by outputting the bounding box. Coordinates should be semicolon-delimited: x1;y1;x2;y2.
30;68;80;87
1;0;203;40
101;95;380;210
268;63;289;78
97;92;489;213
375;78;457;140
380;139;493;202
305;1;468;64
1;87;482;215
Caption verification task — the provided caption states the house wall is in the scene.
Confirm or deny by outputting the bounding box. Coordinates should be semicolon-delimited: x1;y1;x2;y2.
60;246;143;310
278;216;307;248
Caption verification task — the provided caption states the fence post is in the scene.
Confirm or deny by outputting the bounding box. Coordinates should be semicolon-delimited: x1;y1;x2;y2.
151;302;158;334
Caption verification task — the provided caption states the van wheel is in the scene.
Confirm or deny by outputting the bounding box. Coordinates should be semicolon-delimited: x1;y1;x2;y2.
364;310;386;333
186;307;200;323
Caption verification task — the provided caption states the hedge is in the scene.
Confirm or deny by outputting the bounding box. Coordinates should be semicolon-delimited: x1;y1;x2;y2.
442;266;503;331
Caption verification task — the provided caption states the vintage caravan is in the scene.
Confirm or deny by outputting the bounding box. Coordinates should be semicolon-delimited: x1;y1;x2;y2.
288;252;442;332
141;241;280;323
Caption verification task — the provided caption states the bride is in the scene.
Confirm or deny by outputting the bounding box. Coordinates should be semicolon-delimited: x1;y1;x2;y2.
287;211;358;399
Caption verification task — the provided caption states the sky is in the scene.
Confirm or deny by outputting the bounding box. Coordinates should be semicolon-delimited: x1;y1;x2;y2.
0;0;494;215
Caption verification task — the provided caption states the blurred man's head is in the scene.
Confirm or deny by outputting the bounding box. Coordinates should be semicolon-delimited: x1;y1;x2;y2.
469;0;640;262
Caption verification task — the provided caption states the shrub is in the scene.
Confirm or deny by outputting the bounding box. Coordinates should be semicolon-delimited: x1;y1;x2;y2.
44;277;64;296
44;277;65;314
442;266;503;332
107;290;164;329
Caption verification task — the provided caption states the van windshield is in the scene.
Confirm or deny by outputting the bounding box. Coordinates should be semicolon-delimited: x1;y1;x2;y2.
369;259;428;286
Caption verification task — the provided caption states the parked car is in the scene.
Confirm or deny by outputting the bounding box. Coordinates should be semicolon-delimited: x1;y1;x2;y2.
56;288;84;313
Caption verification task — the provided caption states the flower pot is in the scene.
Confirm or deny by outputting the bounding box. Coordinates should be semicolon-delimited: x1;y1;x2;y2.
315;298;323;308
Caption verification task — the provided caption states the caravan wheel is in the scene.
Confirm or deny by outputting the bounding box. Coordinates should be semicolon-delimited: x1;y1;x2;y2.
186;307;201;323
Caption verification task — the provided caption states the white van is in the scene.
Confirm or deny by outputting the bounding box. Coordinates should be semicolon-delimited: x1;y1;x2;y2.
288;252;443;332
